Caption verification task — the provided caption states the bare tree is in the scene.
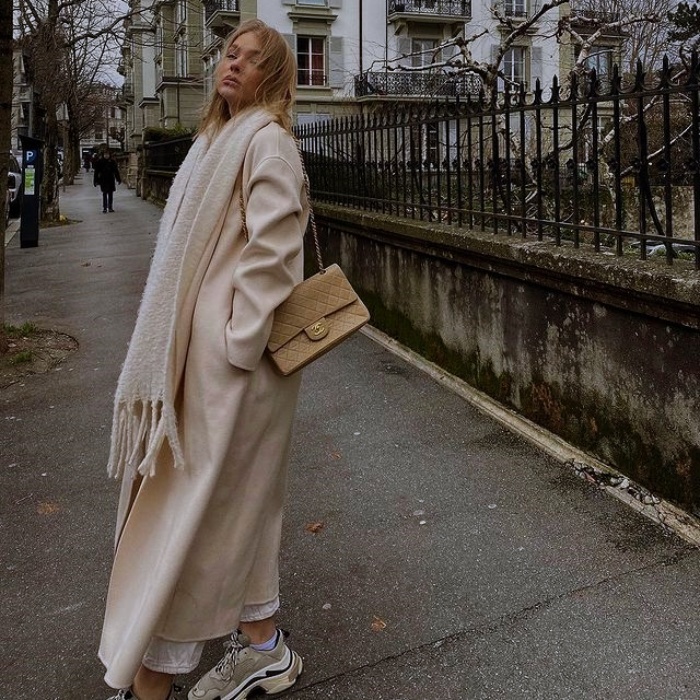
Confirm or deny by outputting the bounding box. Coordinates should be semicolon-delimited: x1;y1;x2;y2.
572;0;676;73
15;0;150;221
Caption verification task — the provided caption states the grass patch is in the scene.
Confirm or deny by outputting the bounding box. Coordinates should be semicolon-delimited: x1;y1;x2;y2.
0;326;78;388
4;322;39;338
9;350;33;364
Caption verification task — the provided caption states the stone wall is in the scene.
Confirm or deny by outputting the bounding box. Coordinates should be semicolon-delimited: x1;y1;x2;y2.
314;203;700;514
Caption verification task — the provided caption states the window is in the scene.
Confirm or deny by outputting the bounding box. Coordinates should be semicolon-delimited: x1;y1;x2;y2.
176;36;188;77
203;56;213;95
202;6;213;46
503;0;526;17
502;47;526;87
585;49;612;78
298;0;327;4
297;37;326;86
175;0;187;25
156;22;163;58
411;38;439;68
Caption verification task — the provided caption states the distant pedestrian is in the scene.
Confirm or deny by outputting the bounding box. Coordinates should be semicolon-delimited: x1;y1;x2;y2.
94;150;122;213
83;152;92;173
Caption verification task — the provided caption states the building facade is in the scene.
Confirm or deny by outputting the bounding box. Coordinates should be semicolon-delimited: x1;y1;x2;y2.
118;0;621;144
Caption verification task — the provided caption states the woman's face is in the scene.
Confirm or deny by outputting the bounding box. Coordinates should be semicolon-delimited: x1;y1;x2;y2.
217;31;265;113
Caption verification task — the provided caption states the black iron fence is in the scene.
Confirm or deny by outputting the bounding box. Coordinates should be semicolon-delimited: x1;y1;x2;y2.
299;57;700;268
388;0;471;16
144;136;193;173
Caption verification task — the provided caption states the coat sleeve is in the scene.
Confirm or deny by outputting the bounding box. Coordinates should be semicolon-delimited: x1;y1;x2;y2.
224;152;305;371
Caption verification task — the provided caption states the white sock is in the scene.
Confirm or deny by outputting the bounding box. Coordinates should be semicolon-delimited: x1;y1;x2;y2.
250;630;279;652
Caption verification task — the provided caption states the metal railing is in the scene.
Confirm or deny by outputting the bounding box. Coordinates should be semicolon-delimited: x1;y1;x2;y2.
203;0;239;20
355;71;482;98
388;0;471;16
298;57;700;268
144;135;193;173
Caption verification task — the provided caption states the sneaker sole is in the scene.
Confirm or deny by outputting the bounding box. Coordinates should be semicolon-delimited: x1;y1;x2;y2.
203;650;303;700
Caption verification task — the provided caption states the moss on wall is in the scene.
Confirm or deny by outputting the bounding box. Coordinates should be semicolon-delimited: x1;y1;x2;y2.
361;283;700;514
361;288;515;410
519;375;700;512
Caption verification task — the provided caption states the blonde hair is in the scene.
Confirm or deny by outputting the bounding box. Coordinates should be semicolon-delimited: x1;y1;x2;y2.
199;19;297;135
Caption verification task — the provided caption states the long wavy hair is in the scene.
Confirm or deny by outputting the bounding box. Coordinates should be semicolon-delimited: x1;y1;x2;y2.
198;19;297;135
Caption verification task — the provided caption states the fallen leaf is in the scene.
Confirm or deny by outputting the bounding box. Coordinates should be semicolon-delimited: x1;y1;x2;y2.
329;451;342;460
371;616;387;632
305;521;325;534
37;501;60;515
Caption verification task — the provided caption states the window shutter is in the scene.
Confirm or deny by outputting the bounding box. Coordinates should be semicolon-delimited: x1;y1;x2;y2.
530;46;542;87
397;37;412;66
329;36;344;88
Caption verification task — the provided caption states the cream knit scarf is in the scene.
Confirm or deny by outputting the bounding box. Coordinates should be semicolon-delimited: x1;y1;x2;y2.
107;108;273;479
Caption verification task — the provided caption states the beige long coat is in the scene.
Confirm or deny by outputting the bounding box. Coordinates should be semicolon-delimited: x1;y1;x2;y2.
99;123;309;689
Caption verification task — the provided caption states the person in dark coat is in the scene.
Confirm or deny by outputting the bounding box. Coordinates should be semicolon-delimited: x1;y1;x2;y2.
94;150;122;213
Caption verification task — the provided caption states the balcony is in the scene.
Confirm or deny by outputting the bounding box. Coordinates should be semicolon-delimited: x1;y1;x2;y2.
203;0;239;35
570;10;623;36
119;85;135;105
388;0;471;23
355;71;481;99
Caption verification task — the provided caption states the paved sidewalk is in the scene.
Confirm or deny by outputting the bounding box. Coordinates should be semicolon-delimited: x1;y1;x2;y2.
2;175;700;700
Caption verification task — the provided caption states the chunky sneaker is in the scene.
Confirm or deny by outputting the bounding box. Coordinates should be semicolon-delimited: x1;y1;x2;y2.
188;630;302;700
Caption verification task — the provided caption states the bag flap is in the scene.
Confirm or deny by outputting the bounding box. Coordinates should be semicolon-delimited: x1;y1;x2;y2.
267;264;359;351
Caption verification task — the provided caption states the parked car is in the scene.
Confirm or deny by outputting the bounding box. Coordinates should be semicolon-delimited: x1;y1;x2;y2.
8;152;23;219
57;148;64;181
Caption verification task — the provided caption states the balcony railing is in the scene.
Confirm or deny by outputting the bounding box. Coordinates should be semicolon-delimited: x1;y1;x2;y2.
570;9;620;23
388;0;471;19
570;10;623;34
119;85;135;105
203;0;239;30
355;71;482;98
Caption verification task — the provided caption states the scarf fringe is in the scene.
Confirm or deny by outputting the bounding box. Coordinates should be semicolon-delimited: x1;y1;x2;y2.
107;399;185;480
107;110;273;481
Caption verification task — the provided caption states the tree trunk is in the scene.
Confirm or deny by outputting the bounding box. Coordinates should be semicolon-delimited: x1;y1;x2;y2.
0;0;13;352
64;100;83;186
41;108;61;223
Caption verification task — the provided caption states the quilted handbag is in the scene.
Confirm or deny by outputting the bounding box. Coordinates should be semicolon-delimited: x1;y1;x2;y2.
267;263;370;375
242;143;370;375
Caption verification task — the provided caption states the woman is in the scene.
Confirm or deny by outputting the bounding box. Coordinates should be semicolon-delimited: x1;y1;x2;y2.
94;150;122;213
99;20;309;700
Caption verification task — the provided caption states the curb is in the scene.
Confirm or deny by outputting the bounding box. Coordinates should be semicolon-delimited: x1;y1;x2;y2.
362;324;700;548
4;219;19;246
